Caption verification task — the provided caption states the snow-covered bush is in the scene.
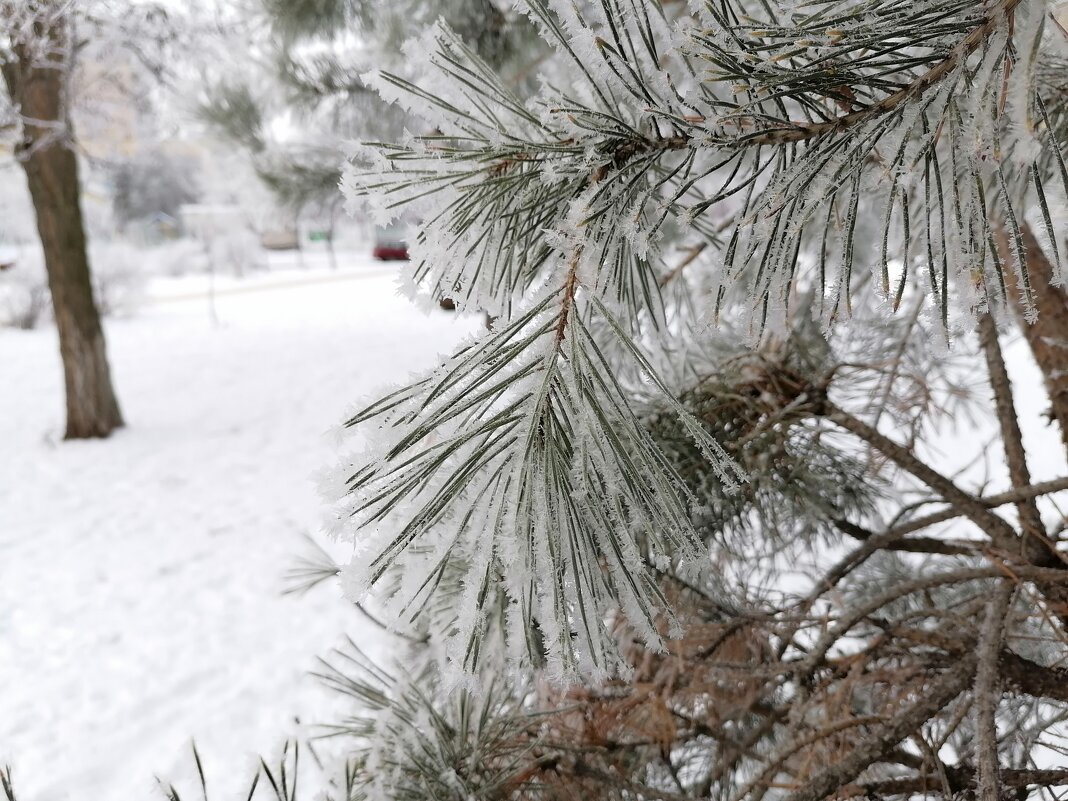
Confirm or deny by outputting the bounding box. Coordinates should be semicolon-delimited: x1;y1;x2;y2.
88;241;149;317
0;242;151;327
152;238;210;278
0;250;50;330
208;228;263;277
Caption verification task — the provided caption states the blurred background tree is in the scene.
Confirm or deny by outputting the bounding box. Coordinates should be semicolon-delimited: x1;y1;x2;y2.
0;0;188;437
1;2;126;438
196;0;543;259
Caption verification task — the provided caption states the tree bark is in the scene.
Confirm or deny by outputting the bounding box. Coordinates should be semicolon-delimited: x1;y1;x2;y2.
1002;225;1068;457
2;9;124;439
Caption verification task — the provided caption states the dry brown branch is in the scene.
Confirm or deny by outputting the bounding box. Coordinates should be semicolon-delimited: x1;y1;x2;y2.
832;518;978;556
733;716;890;801
836;767;1068;799
888;477;1068;538
809;476;1068;608
977;312;1045;546
1002;224;1068;456
824;401;1021;548
998;651;1068;703
825;401;1068;631
974;583;1014;801
659;242;708;288
796;565;1068;677
783;657;978;801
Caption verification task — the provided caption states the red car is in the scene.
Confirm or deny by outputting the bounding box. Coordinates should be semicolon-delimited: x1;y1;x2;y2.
0;245;16;271
372;224;409;261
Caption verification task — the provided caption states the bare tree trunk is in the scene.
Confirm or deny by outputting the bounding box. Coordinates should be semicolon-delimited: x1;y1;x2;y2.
23;139;124;439
2;9;124;439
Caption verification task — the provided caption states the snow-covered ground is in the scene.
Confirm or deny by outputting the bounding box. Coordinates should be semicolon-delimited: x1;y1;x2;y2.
3;245;1065;800
0;250;480;800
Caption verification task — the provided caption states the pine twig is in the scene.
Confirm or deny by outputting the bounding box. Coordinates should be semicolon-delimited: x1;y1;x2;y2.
974;583;1014;801
783;656;978;801
691;0;1027;148
1;767;16;801
977;312;1045;546
824;402;1021;549
837;767;1068;798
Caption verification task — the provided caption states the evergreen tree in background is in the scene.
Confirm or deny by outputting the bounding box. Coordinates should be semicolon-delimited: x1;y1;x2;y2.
198;0;539;247
299;1;1068;800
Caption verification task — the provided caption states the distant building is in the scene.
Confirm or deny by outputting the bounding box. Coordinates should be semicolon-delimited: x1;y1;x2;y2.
260;226;300;251
74;47;154;162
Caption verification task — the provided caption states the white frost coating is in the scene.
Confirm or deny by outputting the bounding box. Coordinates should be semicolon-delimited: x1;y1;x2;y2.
334;0;1058;687
327;285;740;680
1002;0;1046;165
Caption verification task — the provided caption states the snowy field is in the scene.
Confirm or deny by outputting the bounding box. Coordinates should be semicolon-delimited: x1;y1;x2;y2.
0;250;480;800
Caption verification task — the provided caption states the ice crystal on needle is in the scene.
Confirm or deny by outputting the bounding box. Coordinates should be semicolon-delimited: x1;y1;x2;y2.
337;0;1067;679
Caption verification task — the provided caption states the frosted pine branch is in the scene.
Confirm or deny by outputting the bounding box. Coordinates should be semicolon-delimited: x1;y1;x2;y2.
327;286;743;680
335;0;1068;682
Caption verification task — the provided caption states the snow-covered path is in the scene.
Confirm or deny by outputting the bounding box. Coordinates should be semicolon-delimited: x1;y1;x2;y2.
0;254;478;800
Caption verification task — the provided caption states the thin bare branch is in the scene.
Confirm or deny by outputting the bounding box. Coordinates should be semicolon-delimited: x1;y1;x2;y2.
838;767;1068;799
824;401;1020;549
783;656;978;801
977;312;1045;546
974;583;1014;801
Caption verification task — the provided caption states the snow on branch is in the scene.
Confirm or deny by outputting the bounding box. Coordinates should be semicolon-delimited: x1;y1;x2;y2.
345;1;1066;327
336;0;1068;680
326;281;744;682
